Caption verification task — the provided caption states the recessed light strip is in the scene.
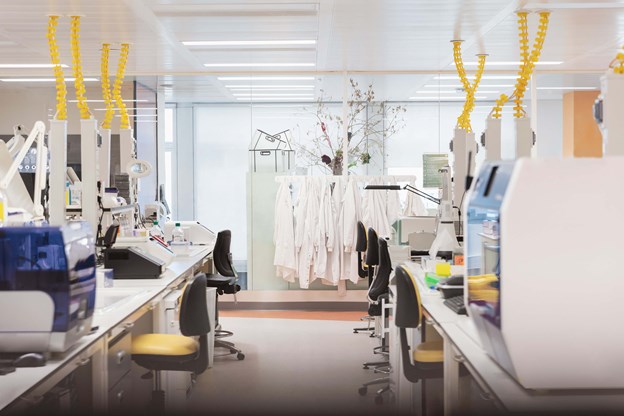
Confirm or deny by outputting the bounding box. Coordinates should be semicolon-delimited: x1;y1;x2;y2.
536;86;597;90
236;97;314;101
218;76;315;81
0;63;69;68
0;77;98;82
232;93;314;97
224;84;314;88
409;96;487;100
434;75;518;80
183;40;316;46
69;99;149;103
205;63;315;67
463;61;562;66
424;84;513;88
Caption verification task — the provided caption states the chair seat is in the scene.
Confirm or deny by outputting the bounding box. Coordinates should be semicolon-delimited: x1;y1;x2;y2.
206;274;236;288
132;334;198;357
413;341;443;363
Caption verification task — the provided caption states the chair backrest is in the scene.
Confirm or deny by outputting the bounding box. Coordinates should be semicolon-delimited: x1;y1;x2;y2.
213;230;235;277
355;221;367;253
179;273;210;337
368;238;392;301
366;227;379;266
394;265;423;329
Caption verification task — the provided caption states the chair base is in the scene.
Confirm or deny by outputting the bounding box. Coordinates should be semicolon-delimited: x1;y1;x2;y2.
214;339;245;360
363;360;388;370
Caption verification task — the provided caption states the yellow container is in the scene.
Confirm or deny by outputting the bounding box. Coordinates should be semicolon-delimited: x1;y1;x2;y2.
435;262;451;277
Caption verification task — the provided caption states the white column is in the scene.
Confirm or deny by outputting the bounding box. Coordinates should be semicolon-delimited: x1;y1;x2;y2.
48;120;67;225
483;117;502;161
119;128;135;178
601;73;624;156
99;128;111;189
515;117;534;158
451;128;466;206
80;118;99;235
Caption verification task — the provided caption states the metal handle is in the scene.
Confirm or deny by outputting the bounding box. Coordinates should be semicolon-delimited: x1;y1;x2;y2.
122;322;134;330
76;357;90;367
117;390;125;402
116;350;126;365
452;354;465;363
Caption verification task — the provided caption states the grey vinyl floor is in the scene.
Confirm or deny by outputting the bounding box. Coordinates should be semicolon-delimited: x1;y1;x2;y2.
186;316;394;415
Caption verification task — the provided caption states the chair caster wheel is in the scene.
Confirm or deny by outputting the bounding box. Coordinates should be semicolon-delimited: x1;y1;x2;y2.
358;387;367;396
237;353;245;360
353;330;358;334
230;349;237;354
363;365;369;370
375;395;383;405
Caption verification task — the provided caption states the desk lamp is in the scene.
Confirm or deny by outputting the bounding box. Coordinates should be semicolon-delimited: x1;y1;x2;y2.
364;167;459;258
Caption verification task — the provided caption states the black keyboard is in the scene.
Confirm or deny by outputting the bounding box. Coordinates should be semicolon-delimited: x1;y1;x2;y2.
443;295;467;315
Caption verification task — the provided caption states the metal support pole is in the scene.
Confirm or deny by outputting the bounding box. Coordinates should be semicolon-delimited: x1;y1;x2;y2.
48;120;68;225
99;128;112;189
80;118;99;234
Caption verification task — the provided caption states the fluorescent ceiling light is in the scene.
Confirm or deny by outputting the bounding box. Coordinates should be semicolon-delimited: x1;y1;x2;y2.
0;63;69;68
69;99;149;103
536;86;598;90
424;84;513;88
94;107;157;111
0;77;98;82
115;114;157;117
218;76;315;81
224;84;314;89
228;88;315;92
232;93;314;97
463;61;562;66
434;75;518;80
524;2;624;10
236;97;314;101
205;63;315;68
183;40;316;46
416;90;499;94
409;96;487;100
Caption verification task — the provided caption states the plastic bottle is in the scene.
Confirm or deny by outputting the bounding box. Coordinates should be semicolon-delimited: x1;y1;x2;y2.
150;220;164;239
171;222;186;245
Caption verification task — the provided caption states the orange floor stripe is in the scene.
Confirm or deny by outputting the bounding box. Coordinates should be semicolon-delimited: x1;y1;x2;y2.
219;310;369;322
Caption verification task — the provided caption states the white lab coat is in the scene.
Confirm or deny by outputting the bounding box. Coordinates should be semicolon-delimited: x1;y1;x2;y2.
314;181;337;284
295;177;321;288
273;181;296;282
403;179;428;216
325;177;344;285
362;177;393;240
386;177;401;227
341;177;362;284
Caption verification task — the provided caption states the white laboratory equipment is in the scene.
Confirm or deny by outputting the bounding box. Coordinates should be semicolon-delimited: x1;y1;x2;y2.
464;157;624;389
163;221;216;246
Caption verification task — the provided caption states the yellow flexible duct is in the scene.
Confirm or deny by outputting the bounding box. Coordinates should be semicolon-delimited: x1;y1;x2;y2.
453;41;487;132
610;45;624;74
70;16;91;119
100;44;115;129
113;43;131;130
46;16;67;120
492;11;550;119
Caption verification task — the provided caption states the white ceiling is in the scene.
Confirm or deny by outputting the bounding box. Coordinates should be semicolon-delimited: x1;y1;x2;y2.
0;0;620;102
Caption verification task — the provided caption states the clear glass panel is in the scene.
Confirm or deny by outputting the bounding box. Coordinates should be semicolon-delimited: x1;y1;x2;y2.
164;151;173;216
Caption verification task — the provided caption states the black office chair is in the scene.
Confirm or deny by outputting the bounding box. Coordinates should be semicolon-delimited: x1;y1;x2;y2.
353;221;374;335
395;264;444;414
206;230;245;360
132;273;210;409
359;237;393;404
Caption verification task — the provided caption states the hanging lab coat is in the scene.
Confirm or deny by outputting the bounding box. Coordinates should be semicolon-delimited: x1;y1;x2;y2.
362;177;393;240
314;180;337;285
326;177;344;285
341;177;362;284
273;181;296;282
403;179;428;216
295;177;321;288
386;177;402;228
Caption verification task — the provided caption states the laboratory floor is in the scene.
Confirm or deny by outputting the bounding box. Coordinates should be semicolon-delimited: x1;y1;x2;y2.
187;314;392;415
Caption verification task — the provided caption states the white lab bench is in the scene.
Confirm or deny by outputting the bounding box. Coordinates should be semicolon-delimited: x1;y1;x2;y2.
391;260;624;415
0;245;214;414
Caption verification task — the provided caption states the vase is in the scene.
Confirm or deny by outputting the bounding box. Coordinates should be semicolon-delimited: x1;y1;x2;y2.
332;163;342;176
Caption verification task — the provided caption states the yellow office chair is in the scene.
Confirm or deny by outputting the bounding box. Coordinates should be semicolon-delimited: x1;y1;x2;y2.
394;264;444;413
132;273;210;409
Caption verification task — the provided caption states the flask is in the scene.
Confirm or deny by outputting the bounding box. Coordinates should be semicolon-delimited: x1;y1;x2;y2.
171;222;186;245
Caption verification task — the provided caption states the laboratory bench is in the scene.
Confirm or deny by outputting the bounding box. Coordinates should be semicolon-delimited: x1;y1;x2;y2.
390;260;624;415
0;245;214;414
